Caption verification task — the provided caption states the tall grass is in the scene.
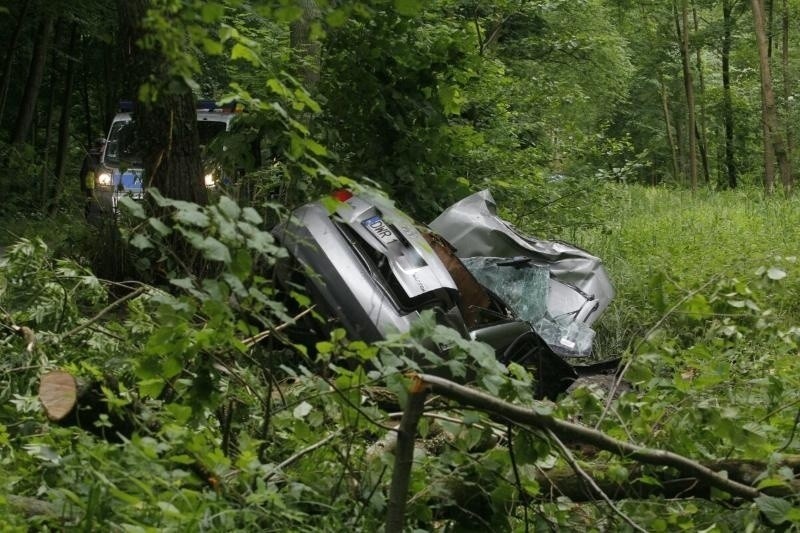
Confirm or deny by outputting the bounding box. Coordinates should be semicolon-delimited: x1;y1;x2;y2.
570;185;800;356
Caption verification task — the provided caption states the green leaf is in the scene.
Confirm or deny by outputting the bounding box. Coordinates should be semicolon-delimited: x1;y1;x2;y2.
395;0;422;16
129;234;153;250
199;237;231;263
293;401;313;419
119;195;146;219
202;38;223;55
139;378;166;398
201;3;224;22
174;207;210;228
217;195;241;220
148;218;172;236
241;207;262;224
231;43;261;66
767;267;787;281
303;138;328;156
756;494;792;525
316;341;334;354
326;9;347;27
682;293;712;320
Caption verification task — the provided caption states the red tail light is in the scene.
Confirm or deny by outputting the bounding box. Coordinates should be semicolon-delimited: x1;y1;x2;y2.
331;189;353;202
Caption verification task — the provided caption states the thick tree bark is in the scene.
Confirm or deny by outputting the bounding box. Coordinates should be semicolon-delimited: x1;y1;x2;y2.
751;0;792;194
0;0;31;131
11;12;55;146
722;0;738;188
118;0;205;204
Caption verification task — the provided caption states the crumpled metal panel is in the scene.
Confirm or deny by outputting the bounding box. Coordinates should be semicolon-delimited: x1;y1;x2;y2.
430;190;614;326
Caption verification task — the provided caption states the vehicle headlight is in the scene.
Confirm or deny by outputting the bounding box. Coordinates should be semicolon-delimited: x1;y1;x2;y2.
97;171;112;186
204;172;216;187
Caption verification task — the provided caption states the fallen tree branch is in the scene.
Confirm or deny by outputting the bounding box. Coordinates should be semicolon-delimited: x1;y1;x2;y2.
6;495;60;519
241;306;316;348
264;430;342;482
417;373;762;501
385;382;428;532
61;286;147;339
546;428;647;532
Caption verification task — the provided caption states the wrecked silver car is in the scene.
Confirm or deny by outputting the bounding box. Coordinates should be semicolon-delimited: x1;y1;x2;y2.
274;189;615;398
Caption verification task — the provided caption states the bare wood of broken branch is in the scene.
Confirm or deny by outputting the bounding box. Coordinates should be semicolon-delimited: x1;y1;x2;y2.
385;380;428;533
416;373;762;501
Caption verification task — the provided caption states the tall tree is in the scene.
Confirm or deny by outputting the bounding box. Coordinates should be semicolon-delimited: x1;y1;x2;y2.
721;0;738;188
691;1;710;184
0;0;31;132
11;10;55;145
117;0;205;205
676;0;698;191
751;0;792;194
780;0;793;186
50;21;79;212
659;74;680;182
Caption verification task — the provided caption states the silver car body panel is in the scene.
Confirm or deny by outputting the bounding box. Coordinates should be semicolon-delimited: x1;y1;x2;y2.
430;189;614;327
275;190;460;341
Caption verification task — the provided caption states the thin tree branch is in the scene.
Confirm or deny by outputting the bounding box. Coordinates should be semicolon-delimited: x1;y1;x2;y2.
241;305;315;347
546;428;647;533
507;425;530;532
597;275;719;426
61;286;146;339
385;385;428;533
264;429;342;481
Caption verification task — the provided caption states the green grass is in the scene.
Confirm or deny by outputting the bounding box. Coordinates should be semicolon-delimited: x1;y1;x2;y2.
568;185;800;357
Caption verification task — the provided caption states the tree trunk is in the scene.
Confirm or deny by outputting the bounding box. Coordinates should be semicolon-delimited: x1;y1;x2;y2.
0;0;31;132
658;75;680;183
290;0;322;91
118;0;205;205
81;34;93;146
691;2;710;184
751;0;792;194
675;0;698;191
722;0;738;188
11;12;55;146
781;0;794;190
37;20;62;208
50;22;79;213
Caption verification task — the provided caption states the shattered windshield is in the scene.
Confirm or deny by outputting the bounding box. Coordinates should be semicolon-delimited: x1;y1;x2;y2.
461;257;550;323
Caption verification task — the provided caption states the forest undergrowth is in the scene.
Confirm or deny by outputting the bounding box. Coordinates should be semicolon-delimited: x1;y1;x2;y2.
2;184;800;531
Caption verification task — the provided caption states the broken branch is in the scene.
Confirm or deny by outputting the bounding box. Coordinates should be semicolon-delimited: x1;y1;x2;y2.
417;373;762;501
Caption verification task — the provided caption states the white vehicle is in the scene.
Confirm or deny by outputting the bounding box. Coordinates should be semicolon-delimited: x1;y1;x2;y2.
95;100;237;212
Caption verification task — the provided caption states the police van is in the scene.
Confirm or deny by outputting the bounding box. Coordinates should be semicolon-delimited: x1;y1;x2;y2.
95;100;239;213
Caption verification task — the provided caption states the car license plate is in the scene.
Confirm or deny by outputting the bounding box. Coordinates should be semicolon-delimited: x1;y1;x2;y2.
363;215;398;245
